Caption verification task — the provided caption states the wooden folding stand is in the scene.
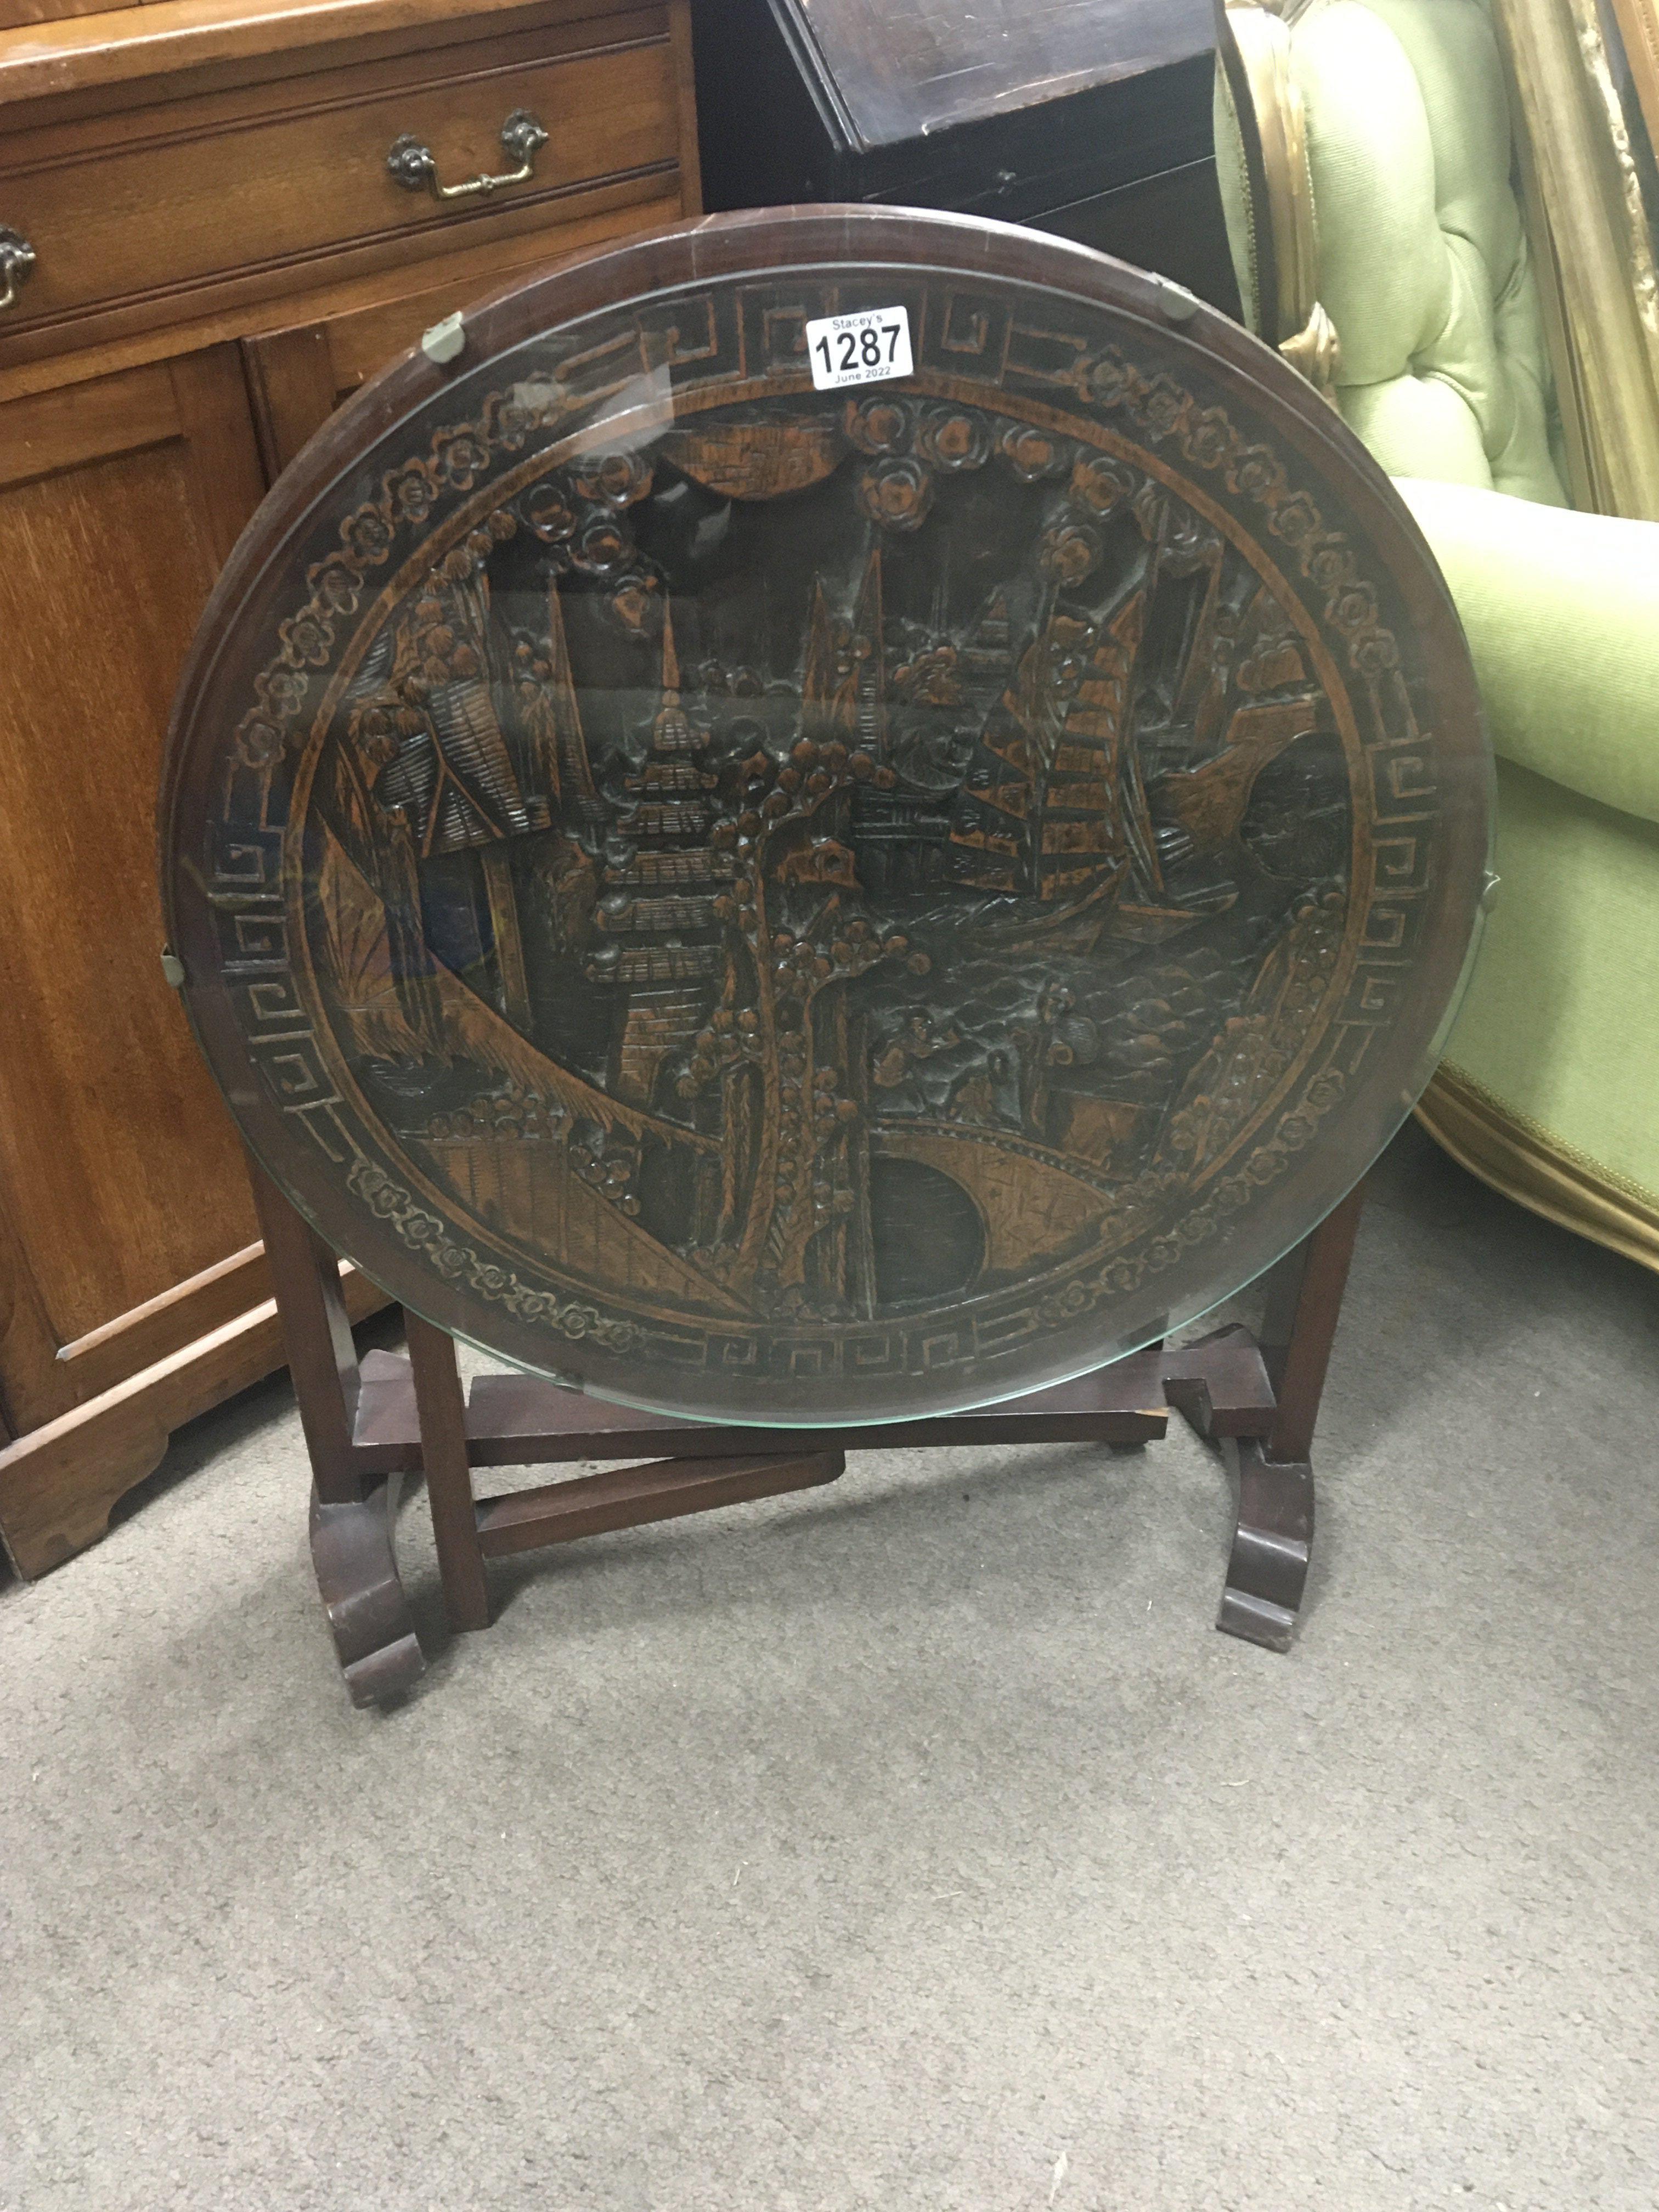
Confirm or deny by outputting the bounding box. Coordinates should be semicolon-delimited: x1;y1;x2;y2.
249;1161;1366;1707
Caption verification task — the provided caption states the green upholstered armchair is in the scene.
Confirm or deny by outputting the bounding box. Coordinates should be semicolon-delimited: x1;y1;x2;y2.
1213;0;1659;1271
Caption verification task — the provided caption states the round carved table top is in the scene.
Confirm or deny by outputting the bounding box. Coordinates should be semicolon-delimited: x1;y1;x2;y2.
162;208;1490;1423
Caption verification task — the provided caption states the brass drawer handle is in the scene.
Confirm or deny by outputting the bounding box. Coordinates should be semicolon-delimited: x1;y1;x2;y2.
386;109;549;202
0;227;36;313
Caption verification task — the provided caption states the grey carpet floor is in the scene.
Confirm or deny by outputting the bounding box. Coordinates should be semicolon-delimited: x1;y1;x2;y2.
4;1122;1658;2212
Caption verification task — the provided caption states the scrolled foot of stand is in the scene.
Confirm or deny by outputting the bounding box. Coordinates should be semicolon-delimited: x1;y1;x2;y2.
308;1474;426;1707
1216;1438;1313;1654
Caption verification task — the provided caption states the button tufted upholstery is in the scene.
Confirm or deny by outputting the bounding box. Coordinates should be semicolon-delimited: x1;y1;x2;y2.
1303;0;1565;501
1220;0;1566;500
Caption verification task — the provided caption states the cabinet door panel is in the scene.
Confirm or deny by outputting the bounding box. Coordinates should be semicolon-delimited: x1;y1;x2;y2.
0;345;267;1431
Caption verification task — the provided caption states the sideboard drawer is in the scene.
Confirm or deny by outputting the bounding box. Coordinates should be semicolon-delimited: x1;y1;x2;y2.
0;5;680;360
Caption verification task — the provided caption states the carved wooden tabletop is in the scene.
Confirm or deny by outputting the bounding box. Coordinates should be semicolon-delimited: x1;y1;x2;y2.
161;207;1489;1422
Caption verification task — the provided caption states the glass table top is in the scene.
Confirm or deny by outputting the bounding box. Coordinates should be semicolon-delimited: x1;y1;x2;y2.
162;207;1490;1423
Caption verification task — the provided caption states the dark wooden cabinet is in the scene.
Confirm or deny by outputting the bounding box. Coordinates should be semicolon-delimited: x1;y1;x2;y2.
691;0;1240;313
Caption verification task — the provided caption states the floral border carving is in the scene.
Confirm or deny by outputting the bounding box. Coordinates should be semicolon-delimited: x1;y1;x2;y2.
349;1160;641;1351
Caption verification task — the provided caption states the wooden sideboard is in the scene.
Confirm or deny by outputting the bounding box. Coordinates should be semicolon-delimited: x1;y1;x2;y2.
0;0;700;1577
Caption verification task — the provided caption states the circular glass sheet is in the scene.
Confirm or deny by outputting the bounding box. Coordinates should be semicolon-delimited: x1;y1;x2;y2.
162;208;1491;1423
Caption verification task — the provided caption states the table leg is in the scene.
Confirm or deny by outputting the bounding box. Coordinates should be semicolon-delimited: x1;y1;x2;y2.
250;1159;425;1702
1218;1181;1365;1651
405;1309;491;1632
